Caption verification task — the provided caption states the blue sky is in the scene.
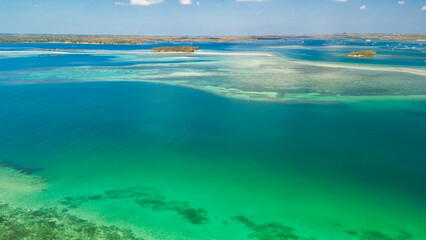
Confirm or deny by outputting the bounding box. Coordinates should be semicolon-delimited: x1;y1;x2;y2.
0;0;425;35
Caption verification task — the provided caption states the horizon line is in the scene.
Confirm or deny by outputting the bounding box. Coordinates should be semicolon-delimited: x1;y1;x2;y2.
1;32;426;37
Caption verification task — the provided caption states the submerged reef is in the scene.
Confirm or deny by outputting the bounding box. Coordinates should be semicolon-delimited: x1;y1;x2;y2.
0;204;142;240
346;230;412;240
60;188;209;225
0;164;47;193
0;162;41;176
1;164;415;239
232;215;414;240
0;165;141;239
232;215;299;240
134;197;208;225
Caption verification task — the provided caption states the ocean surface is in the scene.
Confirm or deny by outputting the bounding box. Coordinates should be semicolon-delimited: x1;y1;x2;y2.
0;39;425;240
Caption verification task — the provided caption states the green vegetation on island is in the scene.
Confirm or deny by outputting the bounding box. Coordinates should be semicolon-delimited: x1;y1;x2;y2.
348;50;376;58
152;46;199;53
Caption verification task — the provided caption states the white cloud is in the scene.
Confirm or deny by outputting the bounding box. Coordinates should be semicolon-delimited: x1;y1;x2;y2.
422;6;426;11
115;1;129;5
360;5;366;10
131;0;164;5
196;1;200;6
334;0;347;2
217;4;222;7
179;0;192;5
115;0;164;6
398;1;405;5
236;0;264;2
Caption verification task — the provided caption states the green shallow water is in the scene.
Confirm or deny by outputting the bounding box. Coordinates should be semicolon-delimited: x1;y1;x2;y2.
0;82;425;240
0;41;425;239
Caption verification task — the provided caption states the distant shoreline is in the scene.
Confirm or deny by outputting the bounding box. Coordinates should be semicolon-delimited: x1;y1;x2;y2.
1;33;425;45
0;34;287;45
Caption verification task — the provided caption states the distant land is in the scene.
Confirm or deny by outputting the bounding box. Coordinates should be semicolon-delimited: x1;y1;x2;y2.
0;33;425;45
0;34;287;45
313;33;426;41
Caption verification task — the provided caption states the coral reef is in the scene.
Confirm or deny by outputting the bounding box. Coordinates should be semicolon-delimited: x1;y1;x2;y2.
232;215;299;240
0;164;47;193
60;188;209;225
0;203;142;240
346;229;412;240
0;162;41;176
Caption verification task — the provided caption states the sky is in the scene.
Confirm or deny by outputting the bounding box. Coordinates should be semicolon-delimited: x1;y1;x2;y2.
0;0;425;35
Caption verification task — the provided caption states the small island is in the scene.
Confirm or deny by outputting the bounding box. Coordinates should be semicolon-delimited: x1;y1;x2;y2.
152;46;199;53
348;51;376;58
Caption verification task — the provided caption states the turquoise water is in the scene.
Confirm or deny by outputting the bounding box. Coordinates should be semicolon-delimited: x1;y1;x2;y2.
0;40;425;240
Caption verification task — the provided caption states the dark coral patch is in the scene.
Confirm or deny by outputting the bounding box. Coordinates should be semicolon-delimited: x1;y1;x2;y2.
0;162;41;176
361;231;394;240
60;188;209;225
232;215;298;240
346;230;413;240
175;206;208;225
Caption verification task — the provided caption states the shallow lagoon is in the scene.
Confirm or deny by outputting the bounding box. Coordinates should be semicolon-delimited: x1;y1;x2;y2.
0;40;425;239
